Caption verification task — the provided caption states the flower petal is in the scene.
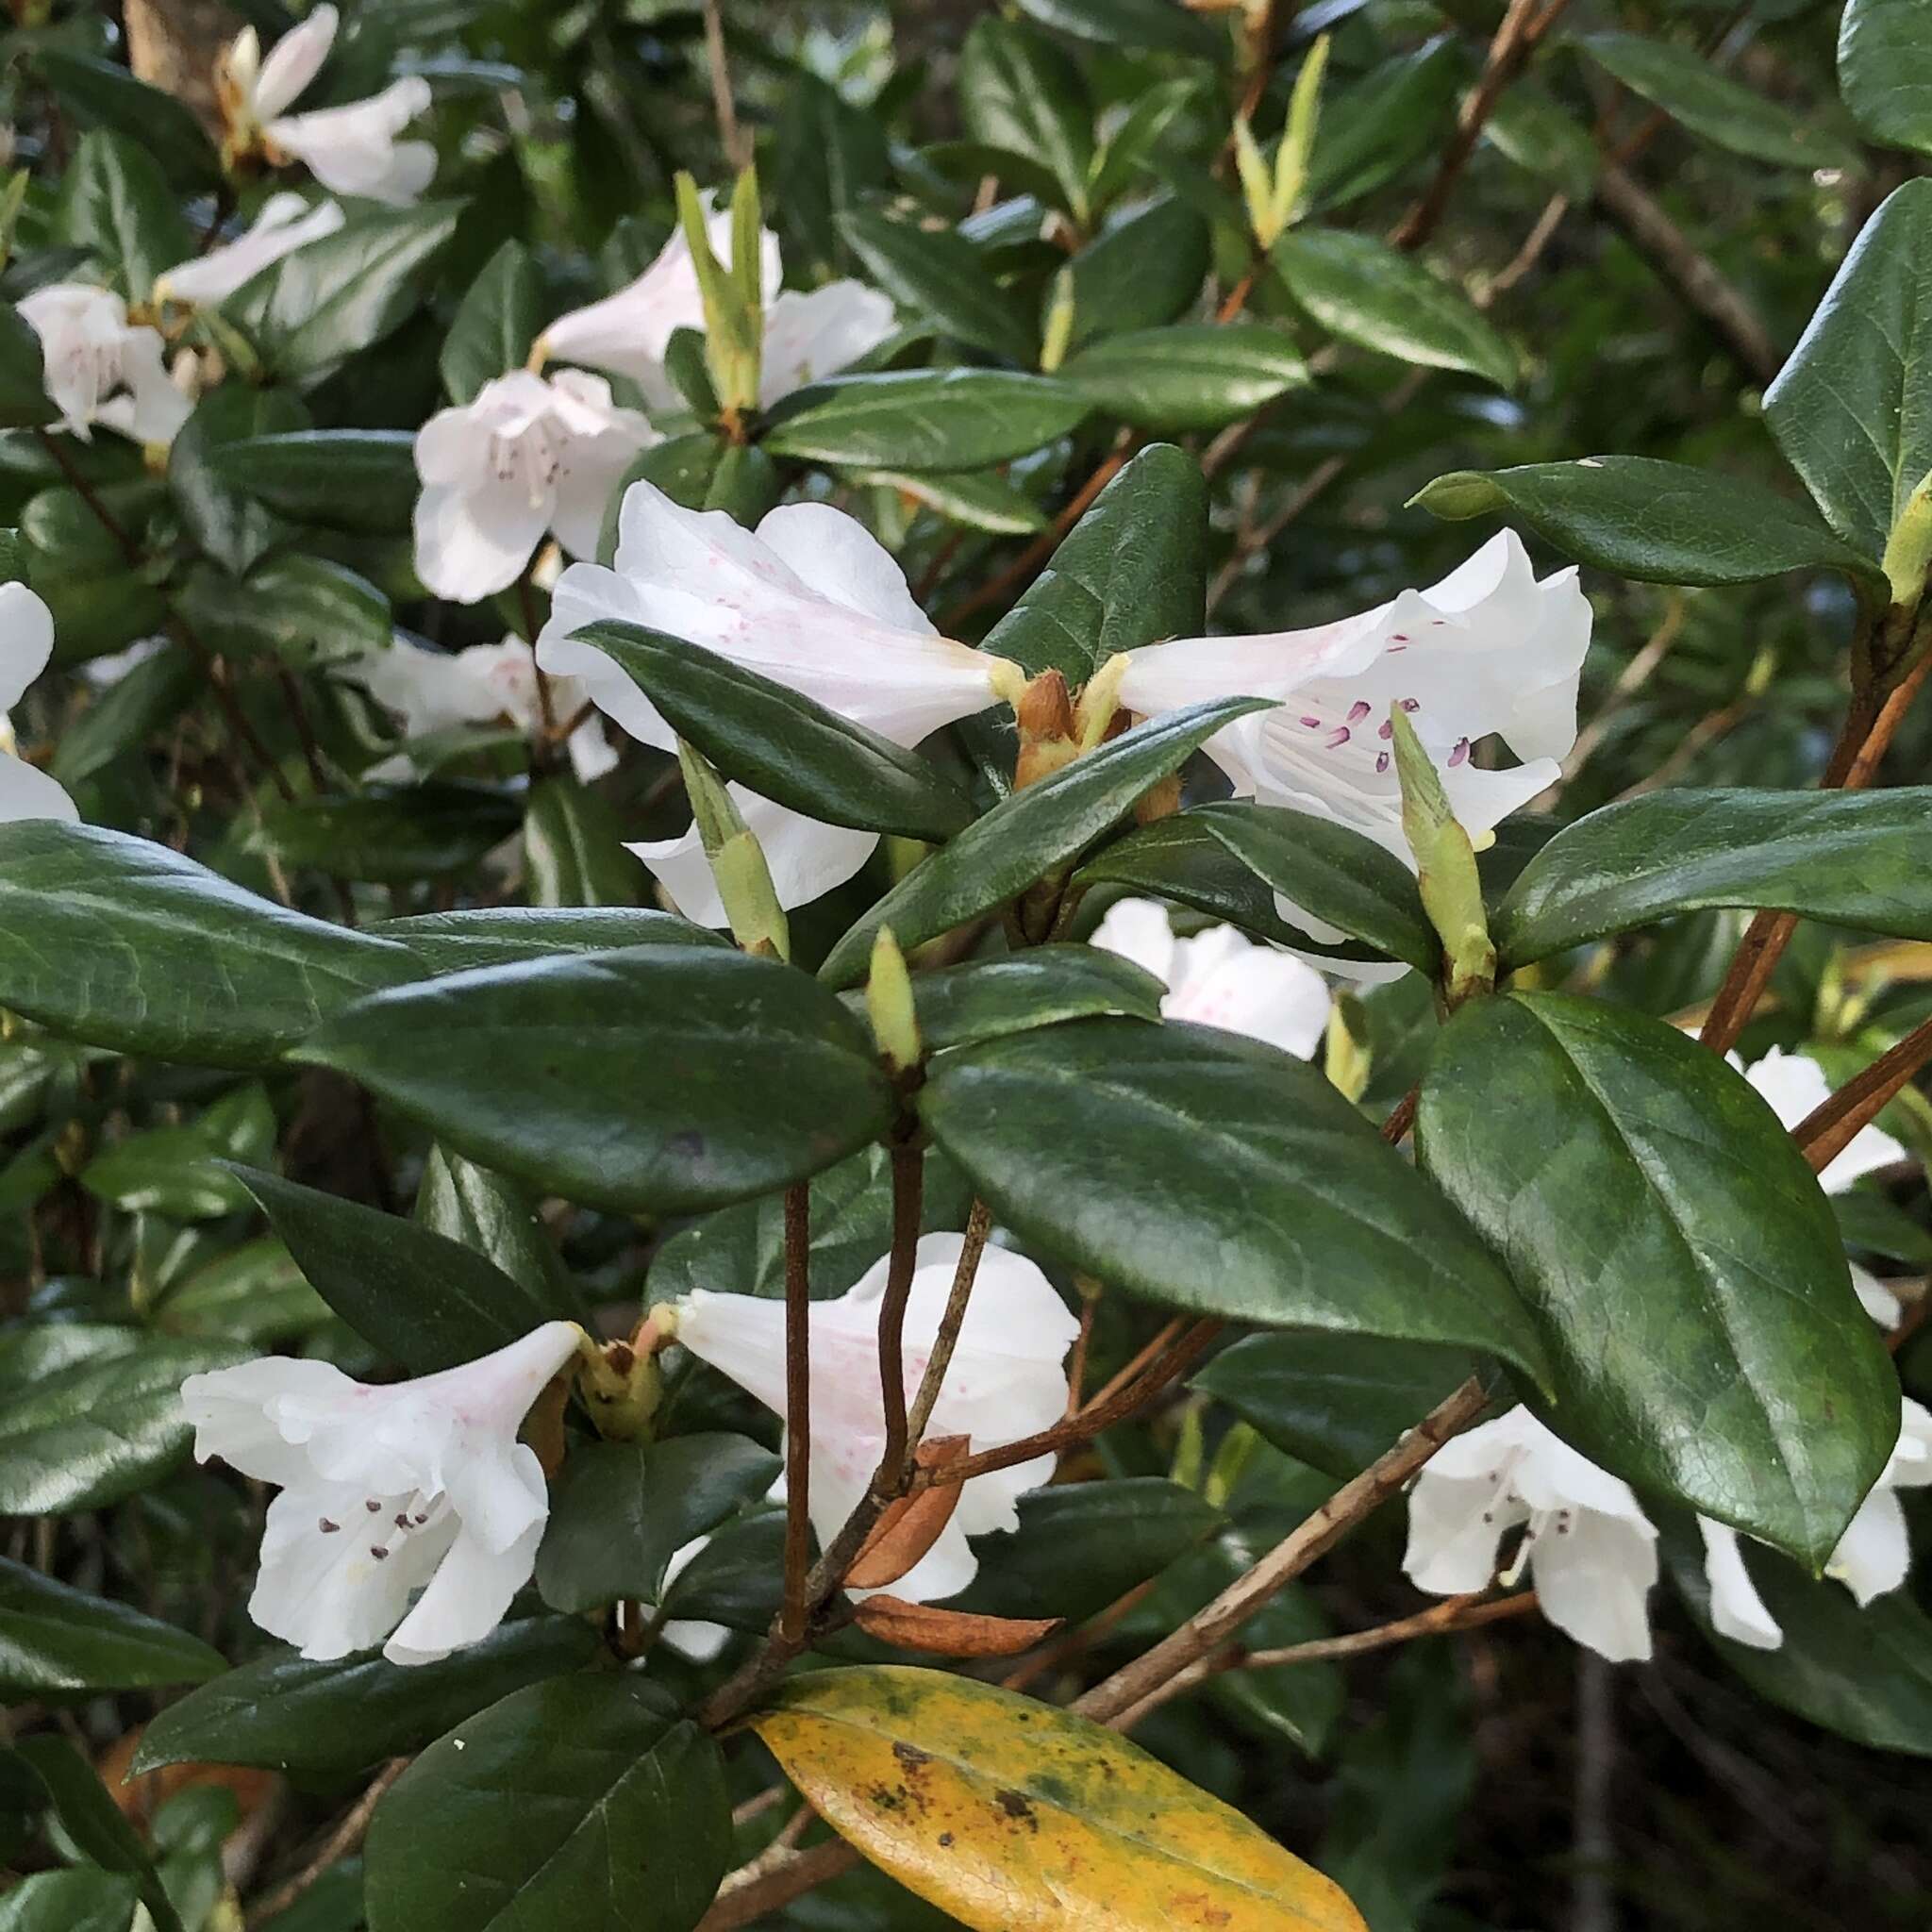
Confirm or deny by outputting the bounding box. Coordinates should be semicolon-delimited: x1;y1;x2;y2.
156;195;344;307
181;1355;360;1489
413;475;548;603
1826;1484;1910;1605
1697;1518;1783;1650
1162;924;1330;1058
267;78;434;205
383;1517;544;1665
0;754;77;825
627;787;878;923
251;3;338;122
755;500;936;634
1529;1508;1656;1662
1091;898;1180;984
758;282;896;406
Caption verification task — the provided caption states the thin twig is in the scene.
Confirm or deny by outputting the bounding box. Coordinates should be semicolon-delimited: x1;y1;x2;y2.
245;1757;408;1928
875;1144;925;1474
780;1181;811;1643
1791;1011;1932;1176
1071;1375;1490;1724
903;1197;993;1447
701;0;752;172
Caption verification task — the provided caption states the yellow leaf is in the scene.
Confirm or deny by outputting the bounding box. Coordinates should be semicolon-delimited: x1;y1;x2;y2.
749;1665;1368;1932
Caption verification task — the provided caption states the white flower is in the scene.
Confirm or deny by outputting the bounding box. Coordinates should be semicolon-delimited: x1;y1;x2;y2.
1740;1045;1906;1194
342;634;614;784
412;371;656;604
180;1322;581;1666
17;285;192;446
1404;1406;1658;1662
224;5;435;206
1117;533;1591;940
1091;898;1329;1058
674;1233;1079;1603
155;193;346;308
538;481;1008;918
0;584;76;824
538;199;890;411
758;283;896;406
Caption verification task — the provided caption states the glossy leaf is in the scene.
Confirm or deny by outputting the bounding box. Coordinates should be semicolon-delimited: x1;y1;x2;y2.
132;1616;601;1777
1416;992;1897;1564
1413;458;1886;592
0;1337;249;1515
205;430;417;535
896;944;1165;1051
0;308;60;429
0;1870;139;1932
1017;0;1223;57
524;774;643;908
922;1018;1550;1379
1580;33;1857;170
1058;323;1309;432
1311;38;1467;210
167;386;309;576
959;18;1095;219
441;239;543;404
841;205;1037;363
752;1666;1369;1932
1493;788;1932;967
980;441;1208;687
365;1675;729;1932
761;369;1088;472
819;698;1263;986
228;1166;587;1372
82;1082;275;1221
59;130;192;301
1188;800;1437;969
1667;1525;1932;1756
295;946;897;1212
1764;180;1932;559
535;1433;780;1612
0;1557;225;1700
254;783;521;882
1273;228;1516;388
575;622;977;840
1064;197;1210;348
0;822;421;1067
1195;1334;1484;1480
376;906;720;973
33;51;218;191
1840;0;1932;156
851;465;1048;534
11;1735;180;1932
229;203;464;383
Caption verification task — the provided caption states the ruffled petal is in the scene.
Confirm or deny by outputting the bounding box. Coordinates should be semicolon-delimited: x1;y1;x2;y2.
180;1355;359;1488
758;283;896;406
755;500;936;634
1530;1509;1656;1662
251;4;338;122
412;475;548;603
1163;925;1330;1058
1090;897;1179;983
383;1517;544;1665
267;78;434;205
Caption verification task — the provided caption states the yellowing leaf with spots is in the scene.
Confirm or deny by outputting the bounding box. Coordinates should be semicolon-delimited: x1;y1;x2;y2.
749;1664;1368;1932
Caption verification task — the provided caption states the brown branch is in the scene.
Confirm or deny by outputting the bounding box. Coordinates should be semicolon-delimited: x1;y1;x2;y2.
1591;161;1782;386
696;1837;857;1932
1381;1086;1420;1145
1071;1374;1489;1724
701;0;752;173
903;1197;992;1448
245;1757;408;1928
937;436;1133;632
1108;1590;1541;1729
875;1143;925;1474
1389;0;1573;252
780;1181;811;1643
1792;1011;1932;1177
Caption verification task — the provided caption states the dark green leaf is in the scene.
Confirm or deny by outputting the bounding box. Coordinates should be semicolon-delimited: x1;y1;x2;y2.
1764;180;1932;559
897;943;1166;1051
82;1083;275;1221
254;783;520;881
376;907;724;973
0;1336;248;1514
772;73;893;280
157;1238;332;1343
1195;1333;1485;1480
848;465;1048;534
524;774;643;908
1273;228;1516;388
922;1017;1551;1377
1667;1524;1932;1755
167;386;310;576
1840;0;1932;156
230;204;463;383
1493;789;1932;967
1580;33;1857;170
841;205;1037;363
441;240;543;404
979;442;1208;686
205;430;417;535
535;1434;781;1612
1413;458;1886;592
364;1675;728;1932
0;308;59;430
1017;0;1223;57
952;1478;1224;1623
1311;38;1467;210
1416;992;1897;1564
1058;323;1308;433
0;1870;139;1932
51;641;196;788
11;1735;179;1932
0;1557;225;1700
1188;800;1438;970
761;369;1088;472
228;1165;588;1372
1064;198;1210;349
415;1144;570;1307
294;946;897;1213
33;51;218;191
819;698;1264;987
132;1615;601;1778
959;17;1095;220
58;130;192;300
574;622;977;841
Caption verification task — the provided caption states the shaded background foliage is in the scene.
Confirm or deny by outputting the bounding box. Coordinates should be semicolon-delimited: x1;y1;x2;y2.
3;0;1932;1928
